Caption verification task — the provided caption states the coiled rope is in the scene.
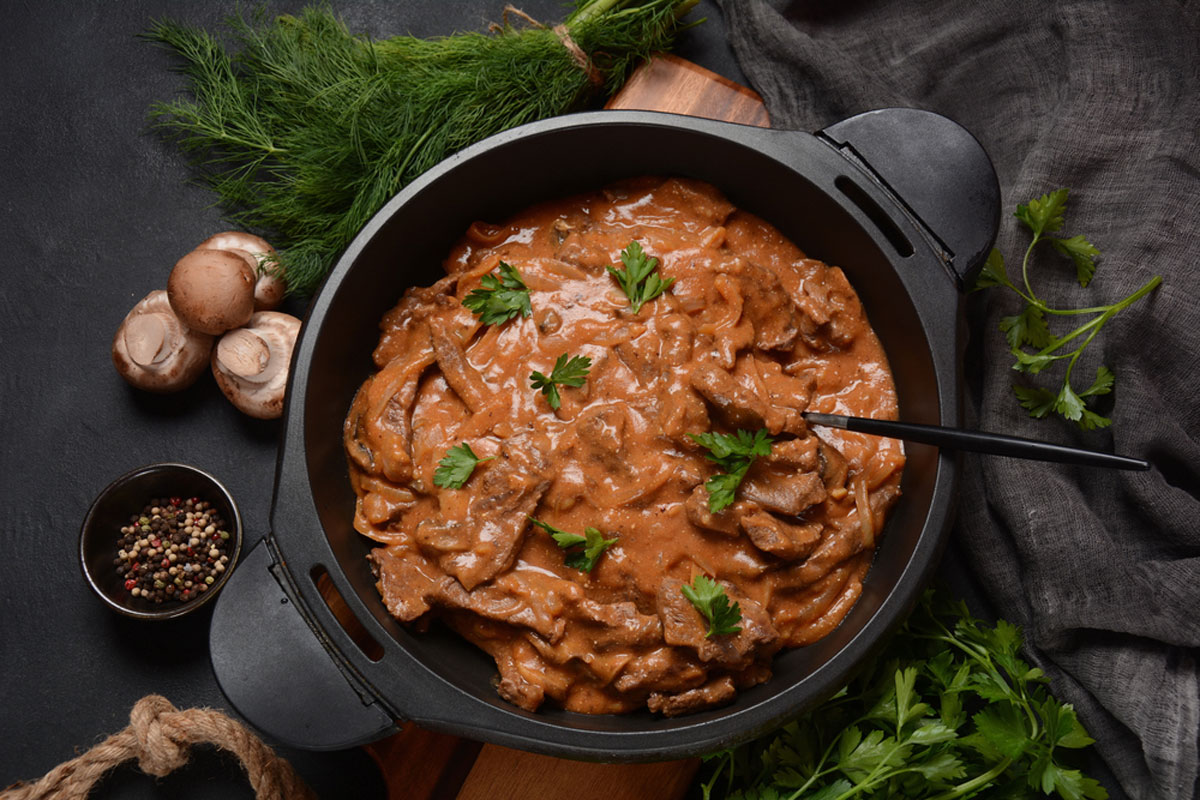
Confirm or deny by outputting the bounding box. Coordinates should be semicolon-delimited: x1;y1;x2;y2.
1;695;315;800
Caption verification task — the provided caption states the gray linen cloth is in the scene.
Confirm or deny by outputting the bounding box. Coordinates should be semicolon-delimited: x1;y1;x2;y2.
717;1;1200;798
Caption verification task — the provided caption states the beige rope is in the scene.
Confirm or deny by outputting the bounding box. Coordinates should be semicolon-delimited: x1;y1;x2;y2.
1;695;315;800
490;5;604;87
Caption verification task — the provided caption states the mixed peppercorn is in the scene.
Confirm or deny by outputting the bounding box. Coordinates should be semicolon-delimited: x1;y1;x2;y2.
114;496;232;605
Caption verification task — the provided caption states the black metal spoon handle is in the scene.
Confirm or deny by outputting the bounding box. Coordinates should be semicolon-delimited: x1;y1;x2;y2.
803;412;1150;471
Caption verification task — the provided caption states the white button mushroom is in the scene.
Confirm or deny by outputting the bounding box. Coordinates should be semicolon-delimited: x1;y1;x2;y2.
167;249;257;335
196;231;287;311
112;290;214;392
211;311;302;419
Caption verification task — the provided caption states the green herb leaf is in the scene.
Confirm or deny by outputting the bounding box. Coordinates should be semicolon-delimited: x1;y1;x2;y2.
1001;304;1054;349
462;261;532;325
529;353;592;410
144;6;700;295
975;188;1160;429
529;518;616;573
606;240;675;313
1050;234;1101;287
1010;348;1062;375
973;703;1030;760
681;574;742;637
697;588;1111;800
1078;407;1113;431
1080;366;1115;398
1014;384;1058;418
973;247;1013;291
688;429;775;512
1054;381;1086;423
432;442;494;489
1015;188;1070;237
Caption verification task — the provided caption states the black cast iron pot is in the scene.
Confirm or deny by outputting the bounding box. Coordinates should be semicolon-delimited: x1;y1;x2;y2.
209;108;999;760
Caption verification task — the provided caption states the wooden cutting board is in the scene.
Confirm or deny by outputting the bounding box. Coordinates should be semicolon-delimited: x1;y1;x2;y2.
363;54;768;800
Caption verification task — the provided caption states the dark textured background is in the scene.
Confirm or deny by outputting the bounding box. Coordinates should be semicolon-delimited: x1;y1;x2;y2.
0;2;739;797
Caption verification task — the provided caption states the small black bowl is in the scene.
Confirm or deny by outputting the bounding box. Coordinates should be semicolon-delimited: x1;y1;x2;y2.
79;463;243;620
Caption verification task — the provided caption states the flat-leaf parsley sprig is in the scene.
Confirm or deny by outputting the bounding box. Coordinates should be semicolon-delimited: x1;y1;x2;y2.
530;353;592;409
688;429;775;512
529;517;617;573
682;574;742;638
699;589;1107;800
973;188;1161;430
607;240;675;313
433;442;493;489
462;261;532;326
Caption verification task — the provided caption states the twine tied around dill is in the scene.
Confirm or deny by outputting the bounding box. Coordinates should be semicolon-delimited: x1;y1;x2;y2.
491;4;605;86
1;695;315;800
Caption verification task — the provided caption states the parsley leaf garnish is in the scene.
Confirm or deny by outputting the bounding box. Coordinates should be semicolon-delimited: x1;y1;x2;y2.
528;517;617;573
606;240;675;313
529;353;591;410
697;588;1110;800
687;429;774;512
461;261;532;325
971;188;1161;429
681;574;742;638
432;442;494;489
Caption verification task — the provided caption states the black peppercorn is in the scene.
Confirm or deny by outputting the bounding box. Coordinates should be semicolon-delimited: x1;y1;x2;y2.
115;496;232;606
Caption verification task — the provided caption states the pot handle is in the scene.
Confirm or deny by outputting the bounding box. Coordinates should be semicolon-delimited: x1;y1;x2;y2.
817;108;1000;287
209;537;397;750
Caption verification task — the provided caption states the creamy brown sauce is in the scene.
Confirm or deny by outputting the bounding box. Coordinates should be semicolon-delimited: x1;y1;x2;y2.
344;177;904;716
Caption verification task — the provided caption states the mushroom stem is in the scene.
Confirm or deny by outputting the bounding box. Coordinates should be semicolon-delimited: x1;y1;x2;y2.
212;311;302;419
123;313;170;366
216;329;271;380
112;290;214;392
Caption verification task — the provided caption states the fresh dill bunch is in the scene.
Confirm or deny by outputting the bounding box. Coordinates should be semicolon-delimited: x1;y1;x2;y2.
144;0;700;295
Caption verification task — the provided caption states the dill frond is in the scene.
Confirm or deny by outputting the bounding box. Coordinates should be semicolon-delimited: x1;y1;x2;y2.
144;0;699;295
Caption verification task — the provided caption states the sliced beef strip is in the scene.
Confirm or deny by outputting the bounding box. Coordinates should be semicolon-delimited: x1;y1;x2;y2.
655;178;737;226
612;646;707;695
684;486;763;538
648;675;737;717
820;442;851;494
685;485;740;536
428;315;489;413
414;435;551;591
345;345;437;483
738;510;824;561
727;261;801;352
790;266;865;352
764;436;820;472
459;620;549;712
657;313;695;366
655;577;778;670
689;362;772;431
371;547;571;642
689;361;807;436
659;387;710;441
575;599;664;650
372;275;457;367
740;463;827;517
571;403;633;479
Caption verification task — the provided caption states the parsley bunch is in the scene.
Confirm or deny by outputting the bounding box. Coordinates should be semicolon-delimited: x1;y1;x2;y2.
974;189;1161;429
689;429;775;512
699;589;1107;800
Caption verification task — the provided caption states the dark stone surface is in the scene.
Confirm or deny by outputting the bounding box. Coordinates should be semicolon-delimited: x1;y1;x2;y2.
0;2;736;797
